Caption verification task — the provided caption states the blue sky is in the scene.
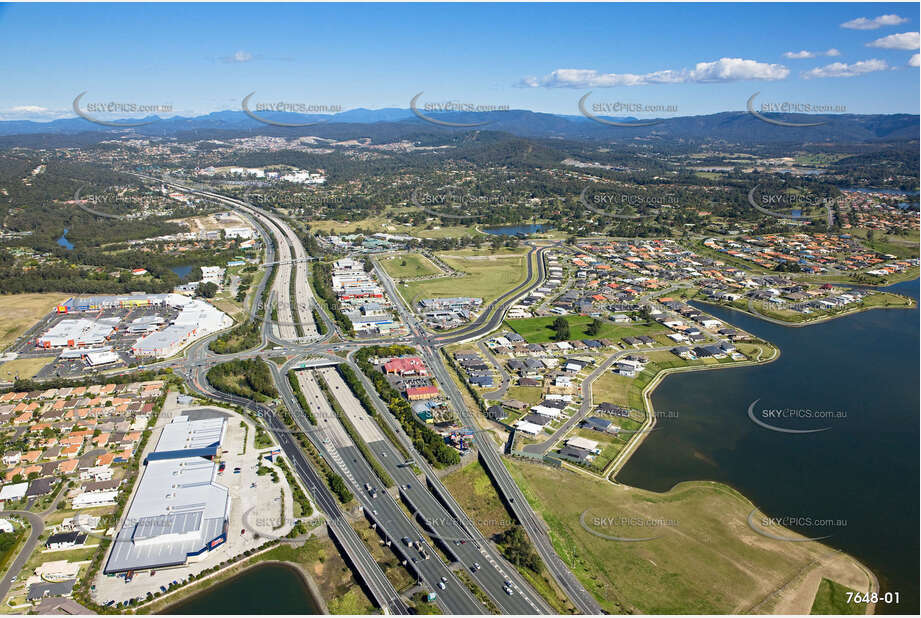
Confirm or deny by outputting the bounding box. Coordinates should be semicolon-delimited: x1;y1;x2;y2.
0;2;918;121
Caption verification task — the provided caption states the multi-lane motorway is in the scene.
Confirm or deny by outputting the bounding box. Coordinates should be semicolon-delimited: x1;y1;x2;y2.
125;175;601;614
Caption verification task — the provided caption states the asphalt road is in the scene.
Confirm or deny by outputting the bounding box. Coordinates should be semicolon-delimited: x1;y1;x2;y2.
320;367;545;614
128;174;600;613
294;369;483;614
0;510;43;601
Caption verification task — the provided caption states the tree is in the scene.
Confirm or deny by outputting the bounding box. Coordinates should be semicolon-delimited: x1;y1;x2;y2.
552;316;570;341
197;281;218;298
587;318;603;336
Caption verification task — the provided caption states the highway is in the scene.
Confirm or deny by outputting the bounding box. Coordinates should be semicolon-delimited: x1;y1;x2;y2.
129;175;601;614
374;244;604;614
319;367;547;614
184;358;410;614
287;369;483;614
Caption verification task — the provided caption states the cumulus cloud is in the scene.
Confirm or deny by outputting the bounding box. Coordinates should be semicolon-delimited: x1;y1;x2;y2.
801;59;889;79
842;14;908;30
909;53;921;67
518;58;789;88
220;50;254;63
867;32;921;50
783;49;840;59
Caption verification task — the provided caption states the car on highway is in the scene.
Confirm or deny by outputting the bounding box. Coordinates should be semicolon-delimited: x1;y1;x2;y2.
504;586;513;596
438;581;446;590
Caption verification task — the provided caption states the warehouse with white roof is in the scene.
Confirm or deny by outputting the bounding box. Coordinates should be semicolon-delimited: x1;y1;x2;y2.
103;416;229;574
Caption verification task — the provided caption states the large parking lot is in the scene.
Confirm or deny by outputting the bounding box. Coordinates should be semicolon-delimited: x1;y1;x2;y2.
11;304;182;380
90;393;304;607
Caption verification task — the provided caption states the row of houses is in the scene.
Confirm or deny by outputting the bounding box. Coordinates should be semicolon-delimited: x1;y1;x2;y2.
453;351;494;388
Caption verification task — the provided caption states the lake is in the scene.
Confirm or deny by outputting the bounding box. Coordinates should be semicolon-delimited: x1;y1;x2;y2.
170;264;196;279
483;224;547;236
56;229;73;250
616;279;919;613
161;563;321;615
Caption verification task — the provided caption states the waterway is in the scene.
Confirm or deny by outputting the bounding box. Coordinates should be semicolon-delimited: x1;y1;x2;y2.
161;563;321;614
56;229;73;250
483;224;546;236
616;279;919;613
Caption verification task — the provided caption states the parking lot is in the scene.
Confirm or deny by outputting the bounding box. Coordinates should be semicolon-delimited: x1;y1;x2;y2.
91;393;301;607
11;304;183;380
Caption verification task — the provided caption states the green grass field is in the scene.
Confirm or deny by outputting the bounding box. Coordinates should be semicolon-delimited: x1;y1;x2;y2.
507;461;875;614
380;253;441;279
401;247;529;305
810;578;867;614
504;315;667;344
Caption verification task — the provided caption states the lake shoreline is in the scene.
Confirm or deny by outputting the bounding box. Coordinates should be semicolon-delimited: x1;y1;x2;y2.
159;559;326;615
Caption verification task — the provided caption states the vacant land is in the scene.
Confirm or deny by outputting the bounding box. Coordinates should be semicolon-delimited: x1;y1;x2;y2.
0;293;66;351
402;247;529;305
442;460;515;539
0;356;51;380
508;461;875;614
504;315;667;344
380;253;441;279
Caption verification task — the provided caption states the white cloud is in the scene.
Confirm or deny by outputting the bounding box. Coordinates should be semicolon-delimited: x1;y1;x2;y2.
841;14;908;30
783;49;840;59
10;105;48;114
909;53;921;67
221;50;254;63
519;58;789;88
801;59;889;79
867;32;920;50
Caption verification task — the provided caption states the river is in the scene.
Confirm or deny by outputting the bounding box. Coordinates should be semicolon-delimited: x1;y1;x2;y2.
161;563;321;614
616;279;919;613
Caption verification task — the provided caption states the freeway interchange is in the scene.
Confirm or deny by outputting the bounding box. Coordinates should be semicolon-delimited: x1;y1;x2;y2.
128;175;601;615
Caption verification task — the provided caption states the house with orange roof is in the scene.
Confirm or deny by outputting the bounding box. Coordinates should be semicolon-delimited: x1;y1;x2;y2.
93;433;110;447
95;453;116;467
13;411;32;425
60;444;81;458
21;464;42;477
21;450;42;463
4;467;23;481
116;448;134;461
58;459;79;475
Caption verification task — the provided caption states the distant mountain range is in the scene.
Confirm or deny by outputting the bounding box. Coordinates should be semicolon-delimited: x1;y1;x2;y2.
0;107;917;144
